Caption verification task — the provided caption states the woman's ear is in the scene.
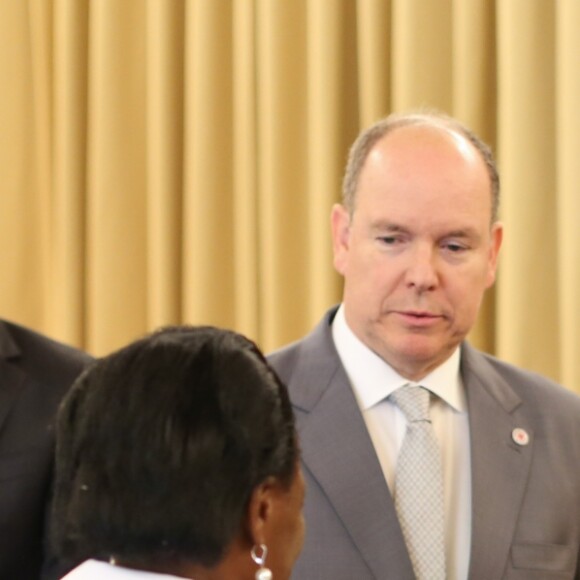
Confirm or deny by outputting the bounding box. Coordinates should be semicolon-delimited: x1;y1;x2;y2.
244;476;278;546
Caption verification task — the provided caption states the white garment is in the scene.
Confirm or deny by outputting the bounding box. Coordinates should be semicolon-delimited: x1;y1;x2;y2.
332;305;472;580
61;560;188;580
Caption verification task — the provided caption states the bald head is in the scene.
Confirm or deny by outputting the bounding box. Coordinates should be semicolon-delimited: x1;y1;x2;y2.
342;112;500;223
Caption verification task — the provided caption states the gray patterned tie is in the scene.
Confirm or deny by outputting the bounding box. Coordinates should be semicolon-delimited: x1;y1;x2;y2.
390;385;446;580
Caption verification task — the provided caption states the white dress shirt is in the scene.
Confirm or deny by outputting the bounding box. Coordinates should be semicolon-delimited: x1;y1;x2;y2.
332;305;472;580
61;560;188;580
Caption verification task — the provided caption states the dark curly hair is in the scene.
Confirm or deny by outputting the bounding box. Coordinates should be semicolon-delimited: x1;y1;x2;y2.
52;325;298;569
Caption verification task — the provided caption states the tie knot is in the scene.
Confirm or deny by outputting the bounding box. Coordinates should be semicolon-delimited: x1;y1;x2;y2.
390;386;431;423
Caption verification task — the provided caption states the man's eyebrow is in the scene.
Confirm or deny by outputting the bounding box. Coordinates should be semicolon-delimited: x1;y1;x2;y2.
369;221;409;233
445;228;481;240
368;223;484;243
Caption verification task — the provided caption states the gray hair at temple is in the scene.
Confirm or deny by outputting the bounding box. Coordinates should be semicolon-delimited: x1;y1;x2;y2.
341;111;500;224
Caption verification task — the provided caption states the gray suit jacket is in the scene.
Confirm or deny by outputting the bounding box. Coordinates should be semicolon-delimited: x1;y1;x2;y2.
269;307;580;580
0;320;92;580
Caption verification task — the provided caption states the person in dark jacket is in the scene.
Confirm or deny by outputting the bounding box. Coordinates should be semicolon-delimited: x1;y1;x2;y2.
0;319;91;579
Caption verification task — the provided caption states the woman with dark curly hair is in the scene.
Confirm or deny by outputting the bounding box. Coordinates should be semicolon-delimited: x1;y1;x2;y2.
52;326;305;580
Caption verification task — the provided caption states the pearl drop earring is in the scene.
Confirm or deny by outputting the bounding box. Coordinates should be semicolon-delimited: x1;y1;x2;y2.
251;543;273;580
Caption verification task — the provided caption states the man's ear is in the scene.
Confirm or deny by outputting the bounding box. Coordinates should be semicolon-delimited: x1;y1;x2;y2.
485;221;503;288
331;204;351;276
244;476;278;546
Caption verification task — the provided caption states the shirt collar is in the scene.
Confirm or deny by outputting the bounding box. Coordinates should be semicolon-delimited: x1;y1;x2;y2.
63;560;189;579
332;304;465;413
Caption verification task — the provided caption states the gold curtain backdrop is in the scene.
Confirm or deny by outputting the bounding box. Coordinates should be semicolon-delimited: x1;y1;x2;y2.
0;0;579;391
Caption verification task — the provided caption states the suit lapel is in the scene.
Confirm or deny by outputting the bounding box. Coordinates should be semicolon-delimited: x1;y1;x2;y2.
0;322;24;434
291;313;415;579
462;344;534;579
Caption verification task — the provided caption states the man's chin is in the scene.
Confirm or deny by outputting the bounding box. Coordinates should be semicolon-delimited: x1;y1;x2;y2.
373;338;449;377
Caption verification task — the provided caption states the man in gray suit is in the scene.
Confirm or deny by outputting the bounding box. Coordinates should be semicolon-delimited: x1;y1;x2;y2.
269;112;580;579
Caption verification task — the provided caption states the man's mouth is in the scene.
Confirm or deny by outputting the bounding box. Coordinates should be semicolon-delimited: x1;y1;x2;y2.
394;310;443;326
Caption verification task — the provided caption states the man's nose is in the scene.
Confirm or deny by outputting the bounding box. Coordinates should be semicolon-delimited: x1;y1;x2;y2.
404;246;439;292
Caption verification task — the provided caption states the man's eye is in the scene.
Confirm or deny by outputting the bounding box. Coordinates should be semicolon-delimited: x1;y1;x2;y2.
444;242;466;252
378;236;398;245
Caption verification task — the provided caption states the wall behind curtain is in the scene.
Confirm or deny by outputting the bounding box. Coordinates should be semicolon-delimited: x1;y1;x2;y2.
0;0;578;391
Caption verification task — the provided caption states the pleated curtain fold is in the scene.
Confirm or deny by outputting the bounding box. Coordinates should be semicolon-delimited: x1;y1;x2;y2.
0;0;578;391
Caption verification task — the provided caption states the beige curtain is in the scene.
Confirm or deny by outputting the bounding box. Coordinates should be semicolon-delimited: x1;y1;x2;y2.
0;0;578;391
